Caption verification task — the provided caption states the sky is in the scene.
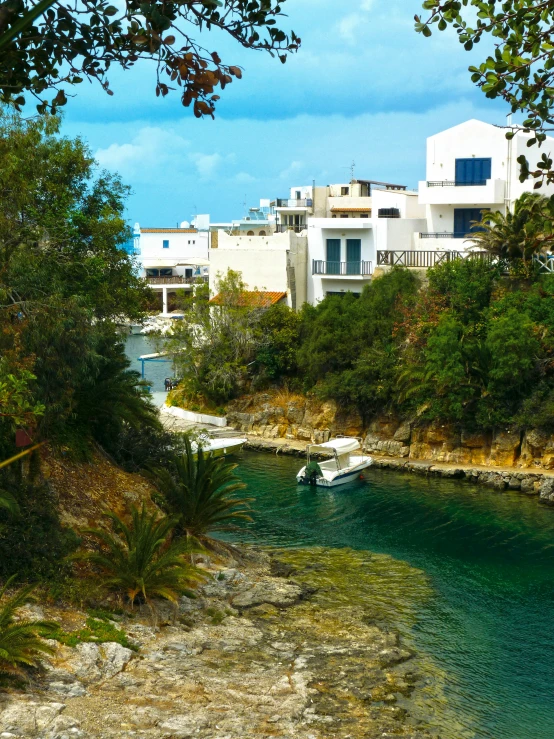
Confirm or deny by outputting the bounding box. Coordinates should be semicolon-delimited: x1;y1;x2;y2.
60;0;508;225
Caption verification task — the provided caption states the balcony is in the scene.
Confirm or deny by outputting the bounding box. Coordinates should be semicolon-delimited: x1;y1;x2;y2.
274;198;313;208
377;250;492;268
418;178;505;205
147;275;208;285
312;260;373;276
275;224;307;233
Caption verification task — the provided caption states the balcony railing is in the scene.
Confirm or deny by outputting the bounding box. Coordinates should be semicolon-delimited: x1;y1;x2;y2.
274;198;313;208
420;232;484;239
276;224;307;233
147;275;208;285
312;260;373;276
377;250;492;268
426;180;487;187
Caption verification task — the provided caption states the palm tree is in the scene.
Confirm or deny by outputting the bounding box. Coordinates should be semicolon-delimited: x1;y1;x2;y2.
149;436;252;548
79;504;203;607
0;577;56;686
470;192;554;269
0;489;18;515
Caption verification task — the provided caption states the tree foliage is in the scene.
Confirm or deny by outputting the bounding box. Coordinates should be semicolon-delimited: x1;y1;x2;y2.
0;577;56;687
149;435;252;547
416;0;554;185
0;0;300;115
0;109;157;459
80;504;203;606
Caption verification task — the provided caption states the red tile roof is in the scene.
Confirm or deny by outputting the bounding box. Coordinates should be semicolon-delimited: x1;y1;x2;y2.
209;290;287;307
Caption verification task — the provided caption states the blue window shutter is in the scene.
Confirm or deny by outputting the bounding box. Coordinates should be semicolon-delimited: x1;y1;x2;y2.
455;158;492;185
346;239;361;274
326;239;341;274
163;239;169;248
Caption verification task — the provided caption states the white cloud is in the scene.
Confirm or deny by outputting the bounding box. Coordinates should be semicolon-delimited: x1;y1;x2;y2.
279;160;304;180
235;172;257;184
95;127;190;179
337;14;361;44
190;152;223;180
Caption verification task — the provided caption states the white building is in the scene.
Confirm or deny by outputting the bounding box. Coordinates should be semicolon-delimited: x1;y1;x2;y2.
134;223;209;314
209;230;307;310
416;119;554;254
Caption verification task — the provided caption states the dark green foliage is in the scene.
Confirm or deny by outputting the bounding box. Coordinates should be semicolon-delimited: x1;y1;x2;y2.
298;269;419;420
0;577;57;687
0;479;79;581
149;436;252;546
79;504;203;606
0;1;299;117
48;613;138;651
255;303;301;382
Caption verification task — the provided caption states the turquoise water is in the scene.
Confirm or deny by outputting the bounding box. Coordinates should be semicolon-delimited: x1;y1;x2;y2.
125;335;171;392
233;452;554;739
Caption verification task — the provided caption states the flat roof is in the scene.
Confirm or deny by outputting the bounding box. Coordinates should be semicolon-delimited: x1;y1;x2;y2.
355;179;407;190
141;228;198;233
330;207;372;212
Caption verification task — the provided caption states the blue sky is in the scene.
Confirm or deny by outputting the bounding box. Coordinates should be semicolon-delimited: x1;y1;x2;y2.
61;0;507;224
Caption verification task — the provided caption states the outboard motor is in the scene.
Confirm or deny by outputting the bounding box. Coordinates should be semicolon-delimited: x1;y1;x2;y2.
303;460;323;486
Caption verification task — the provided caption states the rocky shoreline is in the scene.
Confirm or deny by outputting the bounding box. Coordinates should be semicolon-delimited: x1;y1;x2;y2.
243;437;554;505
0;546;441;739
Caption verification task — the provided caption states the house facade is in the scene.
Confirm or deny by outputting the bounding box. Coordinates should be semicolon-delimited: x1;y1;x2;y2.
134;223;209;314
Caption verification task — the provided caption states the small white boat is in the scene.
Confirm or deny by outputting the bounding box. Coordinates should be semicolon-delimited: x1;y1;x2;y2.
296;437;372;488
191;435;247;459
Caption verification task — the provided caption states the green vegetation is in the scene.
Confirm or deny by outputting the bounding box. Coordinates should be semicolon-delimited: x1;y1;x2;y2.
48;613;138;652
79;504;204;607
0;578;56;686
0;1;299;117
149;436;252;548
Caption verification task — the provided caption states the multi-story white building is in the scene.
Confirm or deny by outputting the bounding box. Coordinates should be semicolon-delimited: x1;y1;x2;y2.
134;223;209;314
415;119;554;255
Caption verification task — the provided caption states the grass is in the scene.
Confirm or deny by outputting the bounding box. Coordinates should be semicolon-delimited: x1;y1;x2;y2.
47;611;139;652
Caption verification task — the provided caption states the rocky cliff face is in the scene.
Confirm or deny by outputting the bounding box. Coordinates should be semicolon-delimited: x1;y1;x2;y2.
227;392;554;471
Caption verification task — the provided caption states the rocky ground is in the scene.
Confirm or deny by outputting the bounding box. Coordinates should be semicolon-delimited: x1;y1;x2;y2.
0;548;440;739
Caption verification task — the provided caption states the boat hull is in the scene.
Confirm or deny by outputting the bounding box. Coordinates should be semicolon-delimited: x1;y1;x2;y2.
297;459;372;488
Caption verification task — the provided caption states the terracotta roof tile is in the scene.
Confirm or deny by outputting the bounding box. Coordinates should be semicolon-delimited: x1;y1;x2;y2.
330;207;372;212
209;290;287;307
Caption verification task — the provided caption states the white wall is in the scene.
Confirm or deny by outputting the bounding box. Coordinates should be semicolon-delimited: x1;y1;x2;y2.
138;230;209;265
208;231;307;310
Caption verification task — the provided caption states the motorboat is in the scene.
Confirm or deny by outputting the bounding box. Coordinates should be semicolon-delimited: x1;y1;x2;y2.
191;434;248;459
296;437;372;487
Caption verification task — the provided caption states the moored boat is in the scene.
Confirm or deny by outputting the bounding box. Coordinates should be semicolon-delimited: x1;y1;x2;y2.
296;437;372;487
192;435;248;459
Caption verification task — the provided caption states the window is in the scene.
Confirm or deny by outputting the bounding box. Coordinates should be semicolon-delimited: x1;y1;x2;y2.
326;239;341;274
163;239;169;248
259;230;267;236
360;213;369;218
247;230;255;236
185;268;193;278
453;208;488;238
159;268;173;277
332;215;337;218
146;268;159;277
455;158;492;186
295;190;301;199
326;291;360;297
346;239;361;275
341;186;349;196
340;214;349;218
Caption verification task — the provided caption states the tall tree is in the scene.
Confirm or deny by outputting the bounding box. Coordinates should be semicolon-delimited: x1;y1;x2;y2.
0;0;300;115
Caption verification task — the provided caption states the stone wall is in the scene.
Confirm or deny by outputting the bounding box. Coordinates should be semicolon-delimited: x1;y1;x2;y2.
227;392;554;471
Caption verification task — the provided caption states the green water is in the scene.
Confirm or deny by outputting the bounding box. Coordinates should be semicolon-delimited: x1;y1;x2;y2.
233;452;554;739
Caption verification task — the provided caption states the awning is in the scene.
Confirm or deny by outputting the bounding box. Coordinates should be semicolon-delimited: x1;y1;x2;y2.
142;259;179;268
309;438;360;454
176;258;210;266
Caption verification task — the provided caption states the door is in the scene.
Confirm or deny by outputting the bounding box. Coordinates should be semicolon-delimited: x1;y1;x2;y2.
346;239;361;275
326;239;341;274
453;208;486;238
455;158;492;186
